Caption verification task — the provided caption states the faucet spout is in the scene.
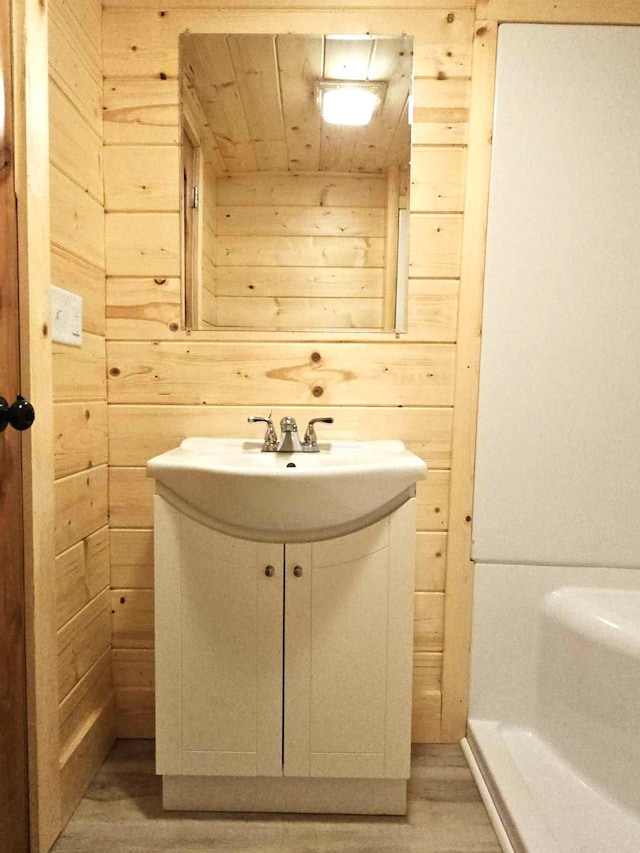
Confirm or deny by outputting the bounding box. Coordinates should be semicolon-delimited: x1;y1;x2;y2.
277;416;302;452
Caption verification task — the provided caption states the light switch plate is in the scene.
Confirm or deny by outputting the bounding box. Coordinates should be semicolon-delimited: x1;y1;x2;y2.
51;285;82;346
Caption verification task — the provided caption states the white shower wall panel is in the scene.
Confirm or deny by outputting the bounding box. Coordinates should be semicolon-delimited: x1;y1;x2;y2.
471;24;640;568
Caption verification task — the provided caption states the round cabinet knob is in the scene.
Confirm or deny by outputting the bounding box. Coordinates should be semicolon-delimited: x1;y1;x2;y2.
0;395;36;432
265;565;275;578
293;565;303;578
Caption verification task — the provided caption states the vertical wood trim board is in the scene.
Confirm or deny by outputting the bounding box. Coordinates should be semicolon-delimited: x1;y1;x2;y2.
13;0;62;847
440;20;497;742
1;0;30;846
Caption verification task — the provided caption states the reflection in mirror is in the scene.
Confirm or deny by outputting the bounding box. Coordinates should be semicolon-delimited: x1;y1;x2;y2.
180;33;413;332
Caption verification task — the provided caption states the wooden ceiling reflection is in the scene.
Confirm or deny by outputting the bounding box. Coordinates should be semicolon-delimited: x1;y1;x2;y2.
181;33;412;175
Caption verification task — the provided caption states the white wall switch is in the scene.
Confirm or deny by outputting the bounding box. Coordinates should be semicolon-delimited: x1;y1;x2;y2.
51;285;83;346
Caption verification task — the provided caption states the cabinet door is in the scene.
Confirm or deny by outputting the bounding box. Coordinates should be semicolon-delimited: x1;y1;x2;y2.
155;496;283;777
283;499;416;779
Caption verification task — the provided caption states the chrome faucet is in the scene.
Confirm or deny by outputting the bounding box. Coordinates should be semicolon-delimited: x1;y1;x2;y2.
248;415;333;452
277;416;302;452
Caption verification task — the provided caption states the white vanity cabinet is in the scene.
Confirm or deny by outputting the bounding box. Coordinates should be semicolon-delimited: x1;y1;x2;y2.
154;494;416;814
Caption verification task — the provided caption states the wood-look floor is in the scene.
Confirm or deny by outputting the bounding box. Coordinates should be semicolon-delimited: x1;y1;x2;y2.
52;741;501;852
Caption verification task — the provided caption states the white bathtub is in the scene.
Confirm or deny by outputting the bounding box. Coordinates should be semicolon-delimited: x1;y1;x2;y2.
464;565;640;853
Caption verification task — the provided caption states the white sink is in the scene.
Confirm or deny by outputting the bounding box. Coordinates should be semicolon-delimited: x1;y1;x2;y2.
147;437;427;542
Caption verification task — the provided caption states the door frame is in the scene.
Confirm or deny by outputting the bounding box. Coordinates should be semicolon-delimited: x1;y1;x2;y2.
0;0;29;845
11;0;60;849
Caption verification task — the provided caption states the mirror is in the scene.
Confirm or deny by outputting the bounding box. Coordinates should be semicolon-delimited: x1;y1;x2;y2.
179;33;413;333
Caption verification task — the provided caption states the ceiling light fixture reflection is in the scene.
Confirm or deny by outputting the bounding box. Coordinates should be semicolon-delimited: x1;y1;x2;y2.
315;81;387;127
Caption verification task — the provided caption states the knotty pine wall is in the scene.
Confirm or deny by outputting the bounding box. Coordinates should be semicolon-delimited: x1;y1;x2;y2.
103;2;472;742
214;171;387;330
49;0;115;822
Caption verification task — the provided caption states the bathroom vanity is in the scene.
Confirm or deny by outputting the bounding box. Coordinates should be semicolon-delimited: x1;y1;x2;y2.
148;430;426;814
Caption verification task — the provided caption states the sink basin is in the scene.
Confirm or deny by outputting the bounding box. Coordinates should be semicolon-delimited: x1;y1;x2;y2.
147;437;427;542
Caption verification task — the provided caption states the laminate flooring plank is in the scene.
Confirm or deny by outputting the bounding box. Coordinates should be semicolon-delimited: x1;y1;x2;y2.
51;741;500;853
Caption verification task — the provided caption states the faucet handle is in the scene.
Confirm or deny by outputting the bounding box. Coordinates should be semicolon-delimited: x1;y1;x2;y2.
303;417;334;452
248;416;278;451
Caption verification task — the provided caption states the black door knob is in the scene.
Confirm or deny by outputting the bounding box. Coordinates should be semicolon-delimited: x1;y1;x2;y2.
0;396;36;432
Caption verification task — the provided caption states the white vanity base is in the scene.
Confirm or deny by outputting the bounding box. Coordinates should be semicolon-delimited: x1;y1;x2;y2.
163;776;407;815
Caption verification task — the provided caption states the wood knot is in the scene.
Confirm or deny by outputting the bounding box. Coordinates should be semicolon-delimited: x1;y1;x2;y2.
312;385;324;398
476;26;488;37
109;367;121;377
169;323;179;332
310;351;321;364
447;12;454;22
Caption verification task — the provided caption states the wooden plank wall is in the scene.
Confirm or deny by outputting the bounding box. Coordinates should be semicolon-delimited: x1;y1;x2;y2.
49;0;115;824
214;171;387;330
103;2;472;743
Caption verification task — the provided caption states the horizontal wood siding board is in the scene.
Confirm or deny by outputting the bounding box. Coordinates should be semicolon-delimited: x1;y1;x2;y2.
215;297;383;331
416;470;449;531
51;248;106;337
102;10;474;79
216;267;383;298
57;587;112;702
59;696;116;826
103;0;474;9
55;465;109;554
215;205;385;238
106;276;181;339
415;531;447;592
478;0;640;24
409;215;463;279
49;80;104;205
405;279;459;343
115;688;155;738
216;172;386;208
410;148;467;213
59;649;112;764
53;332;106;404
111;529;154;589
414;591;445;653
55;527;110;629
50;167;105;271
104;279;460;343
411;684;442;742
215;235;385;269
112;648;155;689
104;146;180;211
105;213;180;276
49;0;101;83
49;10;102;133
107;404;453;468
112;589;155;649
54;402;108;479
412;77;470;146
106;342;455;406
103;77;179;145
413;650;443;692
109;468;156;529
